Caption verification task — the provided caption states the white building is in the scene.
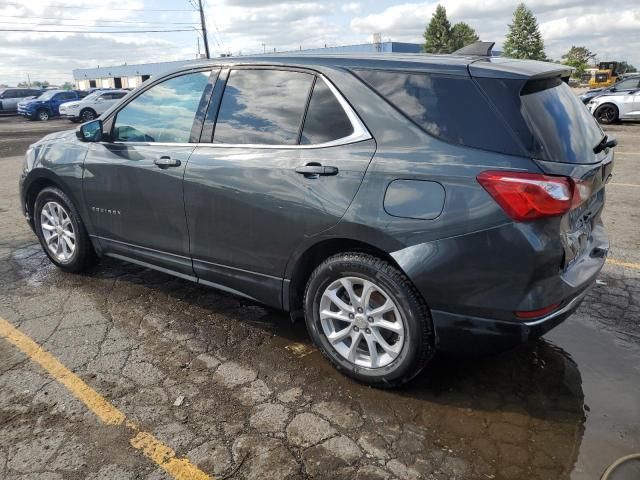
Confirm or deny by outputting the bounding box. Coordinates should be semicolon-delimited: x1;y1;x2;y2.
72;59;203;90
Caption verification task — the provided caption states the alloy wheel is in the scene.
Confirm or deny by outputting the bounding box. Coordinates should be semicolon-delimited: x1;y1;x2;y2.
319;276;405;368
40;201;76;262
81;110;95;122
597;105;616;123
38;110;49;121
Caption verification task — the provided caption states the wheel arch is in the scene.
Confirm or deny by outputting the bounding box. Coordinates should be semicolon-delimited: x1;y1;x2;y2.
24;170;82;229
285;237;410;319
80;107;97;117
595;102;619;123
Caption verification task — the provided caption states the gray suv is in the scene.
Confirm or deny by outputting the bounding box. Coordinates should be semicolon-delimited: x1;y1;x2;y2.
19;51;613;387
0;87;43;112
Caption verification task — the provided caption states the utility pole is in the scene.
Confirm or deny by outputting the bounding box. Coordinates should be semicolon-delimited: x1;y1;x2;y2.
198;0;210;59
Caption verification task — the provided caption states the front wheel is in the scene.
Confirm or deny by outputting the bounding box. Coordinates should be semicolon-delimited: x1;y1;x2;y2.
33;187;98;273
304;253;435;388
37;109;50;121
80;108;96;122
595;104;618;124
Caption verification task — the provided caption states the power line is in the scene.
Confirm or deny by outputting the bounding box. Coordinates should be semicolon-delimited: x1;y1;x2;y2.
0;15;199;25
0;2;196;11
0;21;200;28
0;28;197;33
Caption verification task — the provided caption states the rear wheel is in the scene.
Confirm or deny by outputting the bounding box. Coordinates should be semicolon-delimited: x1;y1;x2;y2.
34;187;98;272
304;253;435;388
80;108;96;122
595;103;618;124
37;109;50;121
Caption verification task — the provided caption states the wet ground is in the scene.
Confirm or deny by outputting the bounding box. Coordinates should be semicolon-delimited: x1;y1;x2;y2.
0;116;639;480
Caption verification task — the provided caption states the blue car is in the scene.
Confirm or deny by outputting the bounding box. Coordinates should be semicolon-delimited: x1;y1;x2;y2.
17;90;81;121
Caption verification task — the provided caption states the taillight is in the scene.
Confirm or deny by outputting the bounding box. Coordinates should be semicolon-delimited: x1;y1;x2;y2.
477;171;573;221
515;302;561;319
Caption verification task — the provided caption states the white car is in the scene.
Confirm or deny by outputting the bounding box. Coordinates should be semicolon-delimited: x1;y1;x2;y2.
586;88;640;124
60;90;129;122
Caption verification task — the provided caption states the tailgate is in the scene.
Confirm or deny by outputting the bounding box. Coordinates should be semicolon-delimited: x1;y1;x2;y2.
535;150;614;268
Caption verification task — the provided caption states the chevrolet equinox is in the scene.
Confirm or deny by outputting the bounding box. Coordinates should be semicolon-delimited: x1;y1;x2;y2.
20;47;614;387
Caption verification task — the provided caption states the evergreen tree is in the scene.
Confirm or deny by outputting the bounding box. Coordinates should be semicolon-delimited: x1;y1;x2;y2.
449;22;479;52
423;5;451;54
503;3;546;60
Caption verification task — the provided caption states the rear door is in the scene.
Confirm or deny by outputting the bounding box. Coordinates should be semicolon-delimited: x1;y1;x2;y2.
50;91;75;115
184;67;374;306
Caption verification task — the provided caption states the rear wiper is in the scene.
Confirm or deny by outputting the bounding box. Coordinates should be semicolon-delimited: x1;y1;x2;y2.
593;135;618;154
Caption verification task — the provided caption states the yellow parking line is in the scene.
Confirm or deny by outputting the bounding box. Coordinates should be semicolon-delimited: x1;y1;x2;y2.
0;317;211;480
607;258;640;270
609;182;640;188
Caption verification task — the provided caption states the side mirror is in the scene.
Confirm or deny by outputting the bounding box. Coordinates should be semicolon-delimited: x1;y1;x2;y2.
95;97;104;103
76;119;103;142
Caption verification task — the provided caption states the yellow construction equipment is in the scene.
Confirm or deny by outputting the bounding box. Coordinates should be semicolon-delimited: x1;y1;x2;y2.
588;62;625;89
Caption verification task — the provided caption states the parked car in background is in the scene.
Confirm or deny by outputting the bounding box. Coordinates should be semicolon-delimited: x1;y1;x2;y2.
587;89;640;124
17;89;80;121
580;76;640;104
0;88;43;112
60;90;129;122
20;50;613;387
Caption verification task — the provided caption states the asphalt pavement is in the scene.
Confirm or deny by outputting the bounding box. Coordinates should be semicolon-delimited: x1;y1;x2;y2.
0;114;638;480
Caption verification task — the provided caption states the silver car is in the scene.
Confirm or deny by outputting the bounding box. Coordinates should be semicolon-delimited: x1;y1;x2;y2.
0;88;43;112
587;88;640;124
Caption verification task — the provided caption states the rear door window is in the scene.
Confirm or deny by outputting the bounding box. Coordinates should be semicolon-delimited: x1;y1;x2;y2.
353;69;524;156
213;69;314;145
301;78;353;145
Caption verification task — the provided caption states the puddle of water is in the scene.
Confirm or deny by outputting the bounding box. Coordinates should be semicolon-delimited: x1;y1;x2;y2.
547;316;640;480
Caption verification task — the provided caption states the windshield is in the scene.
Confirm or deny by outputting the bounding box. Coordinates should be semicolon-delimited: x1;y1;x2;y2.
38;90;59;100
520;79;604;163
82;91;102;102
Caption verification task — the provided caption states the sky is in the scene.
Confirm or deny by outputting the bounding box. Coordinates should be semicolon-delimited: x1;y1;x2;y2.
0;0;639;85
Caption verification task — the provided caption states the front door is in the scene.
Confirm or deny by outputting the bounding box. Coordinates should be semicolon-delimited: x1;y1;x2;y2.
183;68;375;307
83;70;213;278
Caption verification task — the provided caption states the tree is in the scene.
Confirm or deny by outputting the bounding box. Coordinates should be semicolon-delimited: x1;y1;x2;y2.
449;22;479;52
562;46;595;78
620;61;637;73
503;3;546;61
423;5;479;54
423;5;451;54
61;82;74;90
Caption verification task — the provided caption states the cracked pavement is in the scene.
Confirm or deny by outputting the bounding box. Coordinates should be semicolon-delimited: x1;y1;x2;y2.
0;117;639;479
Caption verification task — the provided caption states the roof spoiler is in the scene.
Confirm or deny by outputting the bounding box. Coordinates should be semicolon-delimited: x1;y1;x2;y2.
453;41;495;57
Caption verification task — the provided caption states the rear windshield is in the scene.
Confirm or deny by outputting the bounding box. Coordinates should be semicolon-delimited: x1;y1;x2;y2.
518;78;604;163
475;77;604;163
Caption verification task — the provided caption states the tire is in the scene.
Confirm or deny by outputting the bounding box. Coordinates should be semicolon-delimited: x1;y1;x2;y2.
33;187;98;273
80;108;96;122
37;109;50;121
595;104;618;124
304;253;435;388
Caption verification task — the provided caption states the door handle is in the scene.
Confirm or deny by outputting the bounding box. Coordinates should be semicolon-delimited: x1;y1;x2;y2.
154;156;181;169
295;163;339;178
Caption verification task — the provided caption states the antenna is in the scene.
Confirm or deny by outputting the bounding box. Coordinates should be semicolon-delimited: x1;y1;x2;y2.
452;41;495;56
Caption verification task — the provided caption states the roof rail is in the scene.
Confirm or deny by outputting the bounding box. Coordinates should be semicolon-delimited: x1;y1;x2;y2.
452;41;495;57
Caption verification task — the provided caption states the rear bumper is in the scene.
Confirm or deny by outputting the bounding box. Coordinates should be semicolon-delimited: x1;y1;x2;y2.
431;286;591;353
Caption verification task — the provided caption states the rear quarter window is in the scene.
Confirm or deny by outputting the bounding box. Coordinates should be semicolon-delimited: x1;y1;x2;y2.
352;69;525;156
